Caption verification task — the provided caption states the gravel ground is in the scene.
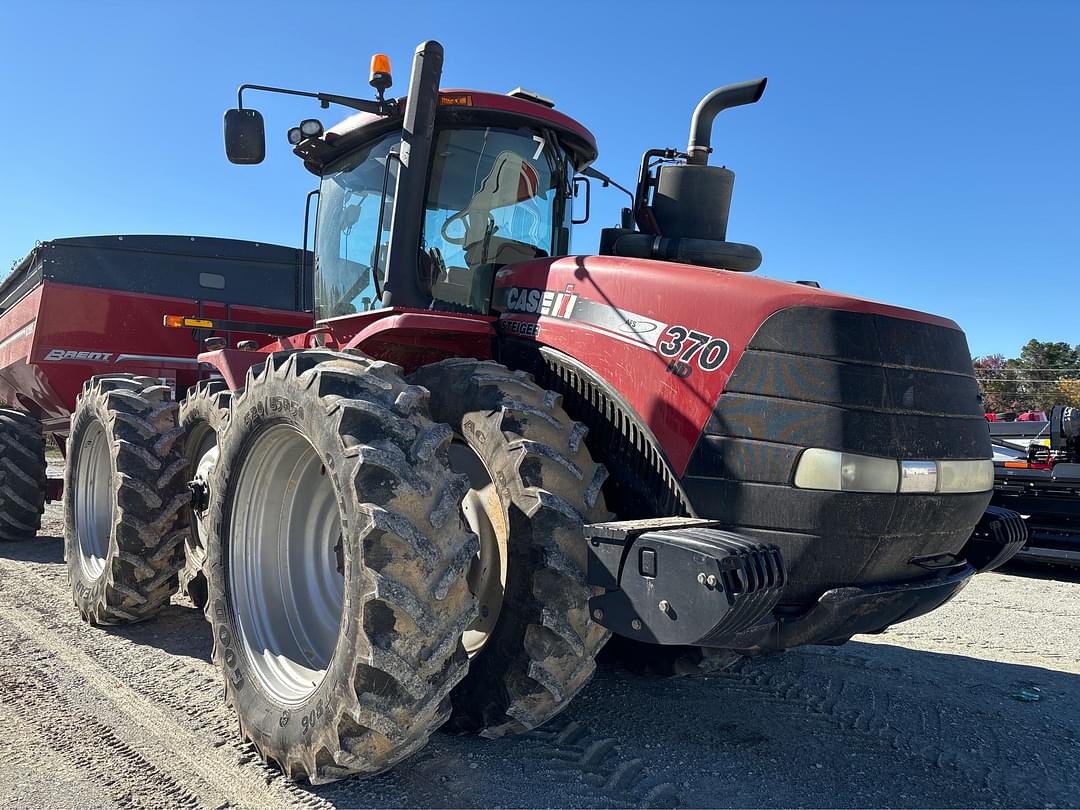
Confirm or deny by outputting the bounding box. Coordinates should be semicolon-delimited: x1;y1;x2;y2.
0;499;1077;809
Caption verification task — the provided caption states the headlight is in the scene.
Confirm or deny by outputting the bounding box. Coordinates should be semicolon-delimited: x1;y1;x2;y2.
937;459;995;493
794;450;993;494
794;449;899;493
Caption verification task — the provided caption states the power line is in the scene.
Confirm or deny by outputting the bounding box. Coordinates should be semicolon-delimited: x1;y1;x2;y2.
973;367;1080;372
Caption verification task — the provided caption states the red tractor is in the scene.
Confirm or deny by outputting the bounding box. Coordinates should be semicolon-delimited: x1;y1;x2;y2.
0;40;1023;782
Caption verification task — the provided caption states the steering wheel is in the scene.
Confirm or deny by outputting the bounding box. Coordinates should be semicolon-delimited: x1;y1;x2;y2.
441;210;498;246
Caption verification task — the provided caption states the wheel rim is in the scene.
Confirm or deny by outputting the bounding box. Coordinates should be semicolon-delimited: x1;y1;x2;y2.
449;442;508;657
75;420;113;580
228;424;344;705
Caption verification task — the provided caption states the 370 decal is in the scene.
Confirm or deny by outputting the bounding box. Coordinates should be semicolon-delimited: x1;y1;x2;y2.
657;326;729;375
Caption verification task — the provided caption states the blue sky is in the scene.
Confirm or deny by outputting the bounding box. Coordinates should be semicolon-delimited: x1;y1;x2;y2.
1;1;1076;357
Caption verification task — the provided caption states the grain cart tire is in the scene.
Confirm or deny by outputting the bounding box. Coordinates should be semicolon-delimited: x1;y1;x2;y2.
0;408;47;541
205;351;478;782
178;379;232;609
64;375;190;624
409;358;610;738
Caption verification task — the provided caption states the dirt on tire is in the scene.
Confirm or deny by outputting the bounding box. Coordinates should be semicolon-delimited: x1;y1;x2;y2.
409;358;611;737
177;378;232;609
64;375;190;625
204;350;479;782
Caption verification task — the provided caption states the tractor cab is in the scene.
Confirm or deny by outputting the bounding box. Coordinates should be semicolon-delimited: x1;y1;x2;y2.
313;113;581;320
224;48;597;324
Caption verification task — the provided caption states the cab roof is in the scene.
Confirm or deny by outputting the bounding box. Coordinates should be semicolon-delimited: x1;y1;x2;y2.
299;89;598;175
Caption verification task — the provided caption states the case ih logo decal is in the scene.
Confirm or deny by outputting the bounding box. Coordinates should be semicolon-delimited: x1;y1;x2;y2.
44;348;114;362
505;286;579;318
497;285;730;374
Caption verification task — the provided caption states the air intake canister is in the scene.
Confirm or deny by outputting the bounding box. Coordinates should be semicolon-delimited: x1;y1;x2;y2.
652;163;735;241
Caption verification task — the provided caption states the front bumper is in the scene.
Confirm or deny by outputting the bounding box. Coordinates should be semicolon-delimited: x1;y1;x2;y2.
728;563;974;652
585;508;1026;651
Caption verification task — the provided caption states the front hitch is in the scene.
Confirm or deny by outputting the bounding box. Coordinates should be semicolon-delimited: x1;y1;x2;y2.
584;517;786;647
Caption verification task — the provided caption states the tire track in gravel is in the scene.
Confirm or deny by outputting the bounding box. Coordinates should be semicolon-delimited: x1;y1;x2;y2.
0;536;673;810
0;552;335;809
704;649;1080;807
0;674;113;808
0;629;203;809
521;718;681;809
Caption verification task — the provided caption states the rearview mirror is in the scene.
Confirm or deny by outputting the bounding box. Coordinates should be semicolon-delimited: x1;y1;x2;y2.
224;108;266;164
572;176;591;224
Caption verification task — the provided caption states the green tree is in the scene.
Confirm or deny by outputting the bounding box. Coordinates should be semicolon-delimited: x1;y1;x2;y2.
1013;339;1080;412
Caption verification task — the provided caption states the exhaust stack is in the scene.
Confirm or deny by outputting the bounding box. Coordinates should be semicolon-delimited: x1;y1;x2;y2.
686;78;767;166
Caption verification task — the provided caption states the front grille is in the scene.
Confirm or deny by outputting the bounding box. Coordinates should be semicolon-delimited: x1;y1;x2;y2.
683;306;992;602
688;306;989;485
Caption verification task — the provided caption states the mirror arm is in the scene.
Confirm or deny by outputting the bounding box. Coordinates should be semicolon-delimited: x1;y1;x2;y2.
582;166;634;208
237;84;395;115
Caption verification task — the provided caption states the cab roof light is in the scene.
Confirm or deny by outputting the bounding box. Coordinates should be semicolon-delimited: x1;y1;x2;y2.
507;87;556;108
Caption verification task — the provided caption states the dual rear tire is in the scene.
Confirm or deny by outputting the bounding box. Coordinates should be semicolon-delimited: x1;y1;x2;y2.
61;354;614;781
203;354;612;777
63;375;190;624
409;359;611;737
202;351;479;781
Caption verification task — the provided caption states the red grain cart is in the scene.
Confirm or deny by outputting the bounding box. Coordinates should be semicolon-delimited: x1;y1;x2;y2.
0;234;311;508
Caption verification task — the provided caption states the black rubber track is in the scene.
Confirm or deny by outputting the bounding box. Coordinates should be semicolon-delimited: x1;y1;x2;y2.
64;375;191;624
0;408;47;541
177;379;232;609
409;358;610;738
204;350;479;782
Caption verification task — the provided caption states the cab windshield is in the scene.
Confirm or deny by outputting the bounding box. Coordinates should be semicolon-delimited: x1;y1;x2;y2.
315;125;571;320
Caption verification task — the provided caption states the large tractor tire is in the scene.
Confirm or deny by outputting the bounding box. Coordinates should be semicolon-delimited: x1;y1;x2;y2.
64;375;190;624
178;379;232;609
204;350;478;782
408;358;610;738
0;408;47;541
